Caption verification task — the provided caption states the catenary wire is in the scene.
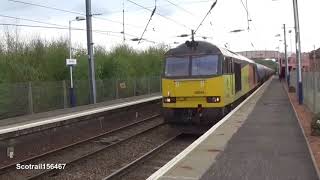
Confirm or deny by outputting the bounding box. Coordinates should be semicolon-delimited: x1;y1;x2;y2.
127;0;192;30
163;0;194;16
138;0;157;44
194;0;217;34
0;23;157;44
7;0;142;29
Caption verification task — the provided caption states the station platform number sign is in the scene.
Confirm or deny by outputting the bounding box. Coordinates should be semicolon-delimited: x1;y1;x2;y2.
66;59;77;66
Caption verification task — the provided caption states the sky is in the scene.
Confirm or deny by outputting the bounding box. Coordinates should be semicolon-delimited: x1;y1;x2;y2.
0;0;319;53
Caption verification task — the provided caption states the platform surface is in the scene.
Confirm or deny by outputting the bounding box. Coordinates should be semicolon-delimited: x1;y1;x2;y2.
149;79;318;180
0;93;161;134
207;79;318;179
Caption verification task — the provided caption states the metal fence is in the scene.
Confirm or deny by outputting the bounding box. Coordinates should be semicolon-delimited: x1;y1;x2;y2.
290;70;320;113
0;76;161;120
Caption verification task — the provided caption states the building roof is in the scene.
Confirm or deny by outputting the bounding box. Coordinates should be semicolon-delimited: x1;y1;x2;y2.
309;48;320;58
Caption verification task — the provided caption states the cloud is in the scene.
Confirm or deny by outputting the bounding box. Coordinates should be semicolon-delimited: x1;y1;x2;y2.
0;0;319;51
72;0;121;16
157;6;175;17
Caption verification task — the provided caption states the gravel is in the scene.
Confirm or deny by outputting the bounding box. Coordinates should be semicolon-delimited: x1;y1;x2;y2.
0;116;164;180
36;124;180;180
0;102;160;170
116;134;199;180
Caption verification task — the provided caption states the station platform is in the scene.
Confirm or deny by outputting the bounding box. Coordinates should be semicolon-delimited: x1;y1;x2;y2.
0;93;161;137
148;78;319;180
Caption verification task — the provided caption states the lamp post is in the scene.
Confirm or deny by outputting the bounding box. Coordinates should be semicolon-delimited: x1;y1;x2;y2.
283;24;289;86
275;46;281;75
275;34;281;74
313;45;317;112
292;0;303;104
68;16;85;107
288;30;293;55
272;0;303;104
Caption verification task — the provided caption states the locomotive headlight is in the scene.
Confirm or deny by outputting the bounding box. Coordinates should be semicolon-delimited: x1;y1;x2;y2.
206;96;221;103
163;97;176;103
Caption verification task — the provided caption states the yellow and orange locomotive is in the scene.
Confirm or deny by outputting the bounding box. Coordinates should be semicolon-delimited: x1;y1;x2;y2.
162;41;273;125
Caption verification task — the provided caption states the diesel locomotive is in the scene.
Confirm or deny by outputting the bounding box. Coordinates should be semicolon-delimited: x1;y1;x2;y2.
162;41;273;126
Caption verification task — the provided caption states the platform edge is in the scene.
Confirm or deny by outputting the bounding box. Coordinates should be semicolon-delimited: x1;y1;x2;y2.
147;78;273;180
284;84;320;180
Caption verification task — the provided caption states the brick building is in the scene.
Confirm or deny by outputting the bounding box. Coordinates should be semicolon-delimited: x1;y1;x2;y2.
281;53;311;72
309;48;320;72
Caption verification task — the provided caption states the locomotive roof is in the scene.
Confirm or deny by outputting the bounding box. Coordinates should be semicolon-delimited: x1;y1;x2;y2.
166;41;255;64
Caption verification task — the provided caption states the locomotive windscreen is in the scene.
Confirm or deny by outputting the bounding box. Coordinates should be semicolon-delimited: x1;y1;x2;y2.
165;57;189;77
164;55;219;77
191;55;219;76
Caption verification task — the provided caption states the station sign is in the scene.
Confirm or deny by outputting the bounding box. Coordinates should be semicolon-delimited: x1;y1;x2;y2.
66;59;77;66
119;82;127;89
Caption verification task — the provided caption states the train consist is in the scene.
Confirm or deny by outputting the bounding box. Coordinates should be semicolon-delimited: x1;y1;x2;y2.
162;41;273;126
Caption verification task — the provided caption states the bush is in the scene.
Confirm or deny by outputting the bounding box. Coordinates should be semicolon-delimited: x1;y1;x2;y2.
0;31;167;83
311;113;320;136
289;86;296;93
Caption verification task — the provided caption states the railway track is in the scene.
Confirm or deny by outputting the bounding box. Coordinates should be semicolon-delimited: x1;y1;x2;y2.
0;114;164;179
0;100;161;171
28;123;179;179
103;134;198;180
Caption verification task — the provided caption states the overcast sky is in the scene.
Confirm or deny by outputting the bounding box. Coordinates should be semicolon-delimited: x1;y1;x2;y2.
0;0;319;53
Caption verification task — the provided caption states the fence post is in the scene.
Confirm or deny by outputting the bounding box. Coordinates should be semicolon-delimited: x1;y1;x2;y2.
148;77;151;94
101;79;105;102
304;72;306;104
159;76;162;93
28;82;34;114
314;71;317;113
115;79;119;99
62;80;67;108
133;78;136;96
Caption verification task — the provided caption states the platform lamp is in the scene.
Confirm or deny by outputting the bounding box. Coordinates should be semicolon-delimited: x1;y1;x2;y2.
275;46;281;75
275;34;281;71
292;0;303;104
272;0;303;104
68;16;86;107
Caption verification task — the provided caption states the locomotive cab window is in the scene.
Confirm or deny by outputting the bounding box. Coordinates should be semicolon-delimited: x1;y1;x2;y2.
191;55;219;76
165;57;189;77
223;57;233;74
234;62;242;92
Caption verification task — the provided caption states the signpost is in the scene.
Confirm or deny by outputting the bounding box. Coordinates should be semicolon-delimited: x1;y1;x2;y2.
66;59;77;66
68;16;85;108
66;58;77;107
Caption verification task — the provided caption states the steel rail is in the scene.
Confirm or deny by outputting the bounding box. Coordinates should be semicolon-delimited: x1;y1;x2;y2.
0;95;162;135
0;114;160;173
103;133;182;180
26;118;166;180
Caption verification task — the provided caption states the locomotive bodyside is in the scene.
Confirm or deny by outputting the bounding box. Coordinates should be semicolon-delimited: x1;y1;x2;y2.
162;41;272;125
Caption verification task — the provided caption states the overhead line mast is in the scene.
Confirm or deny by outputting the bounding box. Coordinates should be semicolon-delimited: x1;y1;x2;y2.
122;0;125;43
85;0;97;104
